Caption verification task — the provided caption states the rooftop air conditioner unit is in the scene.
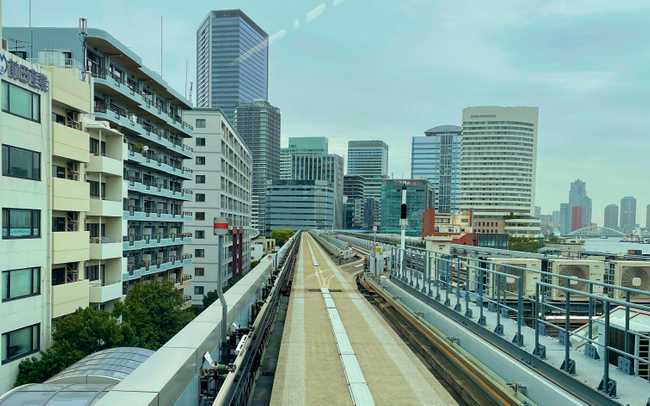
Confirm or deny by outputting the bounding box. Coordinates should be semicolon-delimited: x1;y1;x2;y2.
486;257;541;300
611;261;650;299
551;259;605;301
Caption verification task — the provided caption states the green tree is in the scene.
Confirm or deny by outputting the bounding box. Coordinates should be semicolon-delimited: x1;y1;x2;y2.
14;307;127;386
271;229;294;246
114;280;194;350
202;290;220;309
508;237;544;253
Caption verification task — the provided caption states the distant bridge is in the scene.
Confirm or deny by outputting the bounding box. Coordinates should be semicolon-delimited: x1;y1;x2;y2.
564;225;625;237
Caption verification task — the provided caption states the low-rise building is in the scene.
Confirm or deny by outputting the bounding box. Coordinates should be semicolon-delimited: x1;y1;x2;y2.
380;179;433;236
266;180;334;230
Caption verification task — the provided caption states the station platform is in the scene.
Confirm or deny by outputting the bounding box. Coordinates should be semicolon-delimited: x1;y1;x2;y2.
270;233;457;406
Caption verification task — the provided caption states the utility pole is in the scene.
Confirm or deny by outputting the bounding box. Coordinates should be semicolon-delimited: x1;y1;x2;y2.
213;217;230;359
399;184;407;278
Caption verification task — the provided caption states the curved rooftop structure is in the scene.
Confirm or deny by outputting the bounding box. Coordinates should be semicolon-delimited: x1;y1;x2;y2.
0;348;153;406
424;125;461;135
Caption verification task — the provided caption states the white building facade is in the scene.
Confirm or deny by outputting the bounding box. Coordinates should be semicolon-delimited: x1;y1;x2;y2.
459;106;539;218
184;109;252;306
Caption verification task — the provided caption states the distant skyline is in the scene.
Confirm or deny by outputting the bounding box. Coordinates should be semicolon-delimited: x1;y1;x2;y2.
4;0;649;225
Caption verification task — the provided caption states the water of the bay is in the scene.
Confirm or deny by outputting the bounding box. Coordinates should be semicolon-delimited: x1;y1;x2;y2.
583;238;649;255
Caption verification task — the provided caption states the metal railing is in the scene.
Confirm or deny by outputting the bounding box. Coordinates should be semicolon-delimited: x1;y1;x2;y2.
336;232;650;399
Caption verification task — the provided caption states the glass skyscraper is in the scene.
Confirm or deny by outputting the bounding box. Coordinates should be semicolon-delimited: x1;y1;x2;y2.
196;10;269;118
411;125;461;213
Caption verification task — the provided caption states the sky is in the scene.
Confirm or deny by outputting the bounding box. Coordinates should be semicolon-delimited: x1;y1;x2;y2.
4;0;649;226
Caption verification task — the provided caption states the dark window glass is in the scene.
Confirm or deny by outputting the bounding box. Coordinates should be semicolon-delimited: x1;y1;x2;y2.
2;267;40;301
2;324;40;363
196;137;206;146
194;286;204;295
196;194;205;202
2;208;40;239
195;230;205;239
195;212;205;221
196;175;205;184
195;249;205;258
195;267;205;276
1;81;41;122
195;119;206;128
196;156;206;165
2;145;41;180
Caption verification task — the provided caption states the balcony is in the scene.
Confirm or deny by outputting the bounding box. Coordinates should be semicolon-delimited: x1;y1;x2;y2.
123;209;190;223
53;177;90;212
123;255;192;281
89;237;123;260
53;122;90;163
94;103;193;158
88;153;123;177
53;231;90;264
126;179;193;201
52;280;90;318
127;149;193;180
89;198;123;217
89;280;123;303
123;234;192;252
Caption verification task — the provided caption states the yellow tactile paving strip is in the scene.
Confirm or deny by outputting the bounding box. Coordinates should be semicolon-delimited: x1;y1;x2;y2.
270;233;457;406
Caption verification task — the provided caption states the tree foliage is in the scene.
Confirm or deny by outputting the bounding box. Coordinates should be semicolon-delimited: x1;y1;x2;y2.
271;229;294;246
508;237;544;253
113;280;194;350
15;280;193;386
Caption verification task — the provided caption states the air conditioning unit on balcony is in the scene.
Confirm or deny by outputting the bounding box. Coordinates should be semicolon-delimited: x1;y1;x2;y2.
550;259;605;301
610;260;650;299
484;257;541;300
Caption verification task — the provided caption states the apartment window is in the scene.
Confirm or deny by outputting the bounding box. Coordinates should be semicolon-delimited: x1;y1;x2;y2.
195;119;206;128
195;249;205;258
194;286;204;295
2;209;40;239
2;267;40;301
88;181;106;199
196;193;205;202
196;175;205;184
195;212;205;221
196;137;206;147
89;138;107;156
195;230;205;239
196;156;206;165
1;324;40;364
2;145;40;180
1;81;41;122
85;264;105;282
195;267;205;276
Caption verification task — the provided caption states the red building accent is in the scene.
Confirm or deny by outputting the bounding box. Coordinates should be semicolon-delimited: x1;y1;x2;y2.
571;206;582;231
421;208;436;237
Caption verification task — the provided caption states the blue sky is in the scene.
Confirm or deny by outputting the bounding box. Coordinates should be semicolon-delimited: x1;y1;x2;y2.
5;0;649;225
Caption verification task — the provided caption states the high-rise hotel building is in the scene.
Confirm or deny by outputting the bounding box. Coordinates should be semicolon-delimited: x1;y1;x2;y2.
459;106;539;218
5;27;195;293
0;49;127;392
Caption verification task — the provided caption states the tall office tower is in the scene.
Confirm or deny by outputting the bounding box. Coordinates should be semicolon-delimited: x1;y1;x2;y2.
280;148;291;180
1;52;127;391
459;106;538;218
380;179;433;236
184;110;252;306
266;180;334;230
343;175;366;228
604;204;619;229
559;203;570;234
568;179;592;230
411;125;461;213
646;204;650;230
552;210;560;228
290;153;344;228
620;196;637;234
196;10;268;118
5;28;195;294
235;101;281;233
347;140;388;200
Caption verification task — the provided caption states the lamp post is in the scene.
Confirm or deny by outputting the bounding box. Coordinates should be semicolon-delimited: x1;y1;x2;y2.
213;217;229;358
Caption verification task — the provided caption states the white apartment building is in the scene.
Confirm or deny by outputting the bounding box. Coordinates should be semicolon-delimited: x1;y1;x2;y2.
459;106;539;218
184;109;252;306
